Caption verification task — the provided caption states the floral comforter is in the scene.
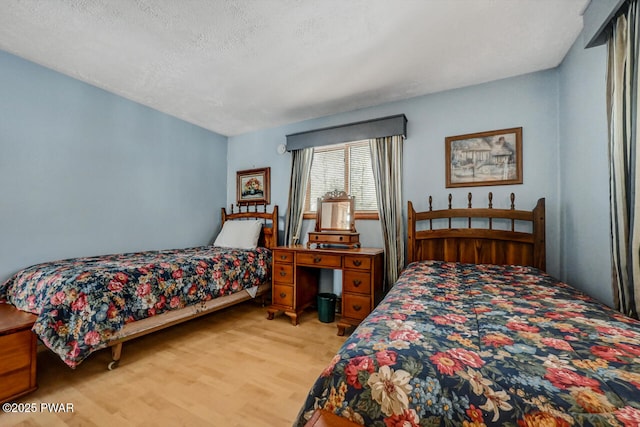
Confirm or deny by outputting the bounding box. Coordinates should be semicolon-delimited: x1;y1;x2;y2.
0;246;271;368
295;261;640;427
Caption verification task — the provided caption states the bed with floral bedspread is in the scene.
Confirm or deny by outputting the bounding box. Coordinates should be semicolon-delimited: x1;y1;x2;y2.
0;246;271;368
295;260;640;427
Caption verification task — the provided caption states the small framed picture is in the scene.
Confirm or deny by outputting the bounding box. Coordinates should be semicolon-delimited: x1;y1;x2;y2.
445;127;523;188
236;167;270;205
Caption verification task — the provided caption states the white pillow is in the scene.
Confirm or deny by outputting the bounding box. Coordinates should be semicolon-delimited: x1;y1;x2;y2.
214;220;262;249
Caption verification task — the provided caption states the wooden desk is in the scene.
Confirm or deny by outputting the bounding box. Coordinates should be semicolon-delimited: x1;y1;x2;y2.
266;245;383;335
0;303;38;404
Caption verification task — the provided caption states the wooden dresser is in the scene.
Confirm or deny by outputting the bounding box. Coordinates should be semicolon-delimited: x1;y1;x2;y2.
0;303;38;403
266;245;383;335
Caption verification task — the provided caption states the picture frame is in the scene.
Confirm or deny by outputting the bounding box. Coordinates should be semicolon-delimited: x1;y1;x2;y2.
445;127;523;188
236;167;271;205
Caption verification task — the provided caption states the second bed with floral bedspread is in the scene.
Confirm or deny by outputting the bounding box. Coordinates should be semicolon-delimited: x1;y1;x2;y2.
0;246;271;368
295;261;640;426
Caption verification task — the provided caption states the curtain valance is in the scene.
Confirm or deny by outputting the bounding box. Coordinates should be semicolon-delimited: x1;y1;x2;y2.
285;114;407;151
584;0;626;48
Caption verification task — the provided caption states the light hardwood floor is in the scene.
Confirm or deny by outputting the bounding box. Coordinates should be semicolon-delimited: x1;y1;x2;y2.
2;300;347;426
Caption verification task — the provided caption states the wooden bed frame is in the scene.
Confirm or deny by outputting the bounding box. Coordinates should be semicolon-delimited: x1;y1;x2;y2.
105;203;279;370
407;192;545;270
300;193;547;427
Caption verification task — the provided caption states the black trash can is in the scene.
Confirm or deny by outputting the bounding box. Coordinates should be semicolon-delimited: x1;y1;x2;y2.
317;293;337;323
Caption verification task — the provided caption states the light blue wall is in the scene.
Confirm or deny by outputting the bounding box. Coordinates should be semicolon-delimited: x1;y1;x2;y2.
1;29;613;306
558;35;612;306
229;32;615;305
0;50;228;284
229;70;562;278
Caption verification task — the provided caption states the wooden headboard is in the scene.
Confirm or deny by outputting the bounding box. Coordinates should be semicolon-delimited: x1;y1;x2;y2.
407;193;545;271
221;203;279;249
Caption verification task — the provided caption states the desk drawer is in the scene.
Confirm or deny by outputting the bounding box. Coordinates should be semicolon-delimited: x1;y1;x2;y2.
342;294;371;320
273;263;294;285
273;284;294;307
296;253;342;268
344;256;371;271
343;271;371;294
273;250;294;264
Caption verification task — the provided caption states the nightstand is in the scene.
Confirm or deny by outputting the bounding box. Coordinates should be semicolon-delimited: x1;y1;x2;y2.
0;303;38;403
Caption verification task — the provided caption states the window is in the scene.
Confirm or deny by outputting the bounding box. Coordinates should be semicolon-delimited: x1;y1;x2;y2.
304;140;378;219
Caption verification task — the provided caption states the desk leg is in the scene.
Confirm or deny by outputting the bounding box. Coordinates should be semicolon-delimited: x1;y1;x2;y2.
336;322;349;336
284;310;299;326
266;307;299;325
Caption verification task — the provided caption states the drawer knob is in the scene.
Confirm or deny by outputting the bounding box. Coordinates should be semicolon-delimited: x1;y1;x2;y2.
353;280;362;287
353;260;362;267
280;255;288;260
279;292;287;298
353;304;362;311
313;257;322;263
279;271;287;277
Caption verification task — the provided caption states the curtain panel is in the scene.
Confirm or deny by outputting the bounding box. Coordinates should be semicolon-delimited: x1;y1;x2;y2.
284;148;314;245
369;135;404;290
607;0;640;319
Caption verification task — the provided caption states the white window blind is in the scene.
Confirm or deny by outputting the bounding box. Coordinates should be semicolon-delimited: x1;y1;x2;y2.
348;143;377;211
306;141;378;213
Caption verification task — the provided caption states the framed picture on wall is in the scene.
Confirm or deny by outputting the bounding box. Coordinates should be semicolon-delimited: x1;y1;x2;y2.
236;167;271;205
445;127;523;188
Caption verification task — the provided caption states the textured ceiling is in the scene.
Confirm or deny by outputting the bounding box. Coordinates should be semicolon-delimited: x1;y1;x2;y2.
0;0;589;136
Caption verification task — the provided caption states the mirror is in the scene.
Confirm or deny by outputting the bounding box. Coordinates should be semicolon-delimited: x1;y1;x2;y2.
321;201;351;230
308;190;360;248
316;190;356;232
